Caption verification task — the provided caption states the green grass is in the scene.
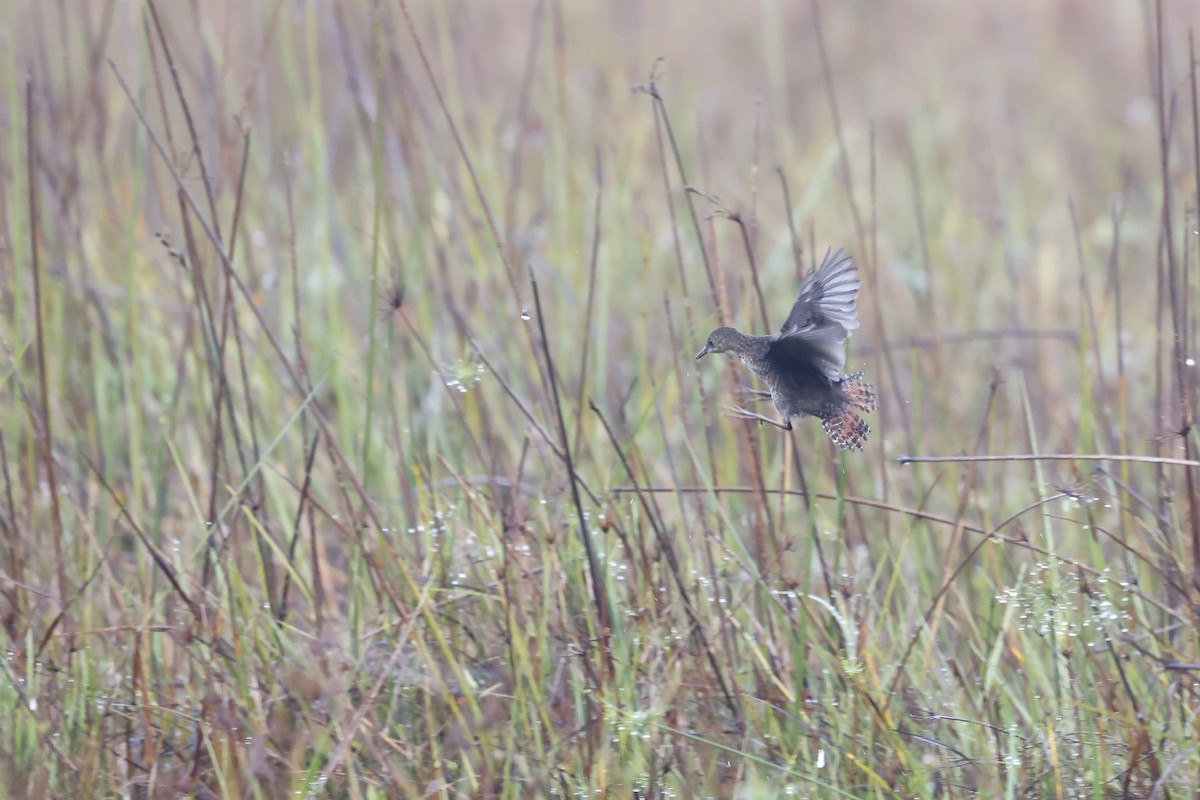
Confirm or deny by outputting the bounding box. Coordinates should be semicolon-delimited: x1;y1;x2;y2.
2;0;1199;797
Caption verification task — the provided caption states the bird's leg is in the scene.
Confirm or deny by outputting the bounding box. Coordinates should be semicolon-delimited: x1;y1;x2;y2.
721;405;793;430
735;386;773;403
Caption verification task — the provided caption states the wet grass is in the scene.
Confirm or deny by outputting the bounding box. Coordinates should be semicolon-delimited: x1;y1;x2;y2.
1;0;1200;797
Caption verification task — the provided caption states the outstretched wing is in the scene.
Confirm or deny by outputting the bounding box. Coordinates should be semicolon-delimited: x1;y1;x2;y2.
778;248;860;337
770;249;861;381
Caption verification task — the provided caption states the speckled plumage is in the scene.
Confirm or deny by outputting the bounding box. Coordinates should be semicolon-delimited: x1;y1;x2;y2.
695;248;876;450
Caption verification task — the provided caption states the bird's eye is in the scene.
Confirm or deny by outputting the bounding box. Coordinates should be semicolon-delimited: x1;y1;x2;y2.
707;339;713;348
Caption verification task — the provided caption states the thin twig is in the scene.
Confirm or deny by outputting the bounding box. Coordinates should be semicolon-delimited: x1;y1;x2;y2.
899;453;1200;469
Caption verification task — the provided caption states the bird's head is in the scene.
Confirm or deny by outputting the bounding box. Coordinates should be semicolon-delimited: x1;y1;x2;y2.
696;327;743;359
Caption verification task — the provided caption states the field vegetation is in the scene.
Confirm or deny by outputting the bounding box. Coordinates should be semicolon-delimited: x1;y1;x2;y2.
2;0;1199;796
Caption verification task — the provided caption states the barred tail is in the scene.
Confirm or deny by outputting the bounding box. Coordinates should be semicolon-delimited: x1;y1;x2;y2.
841;372;877;413
821;408;870;450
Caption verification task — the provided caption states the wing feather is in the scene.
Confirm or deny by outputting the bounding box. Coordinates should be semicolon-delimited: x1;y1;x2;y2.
765;327;847;381
772;249;861;381
779;248;860;336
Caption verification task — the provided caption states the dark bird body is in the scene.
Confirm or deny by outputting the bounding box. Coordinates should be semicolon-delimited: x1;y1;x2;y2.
695;248;877;450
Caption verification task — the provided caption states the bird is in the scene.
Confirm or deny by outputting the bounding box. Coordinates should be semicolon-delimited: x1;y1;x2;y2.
695;248;877;450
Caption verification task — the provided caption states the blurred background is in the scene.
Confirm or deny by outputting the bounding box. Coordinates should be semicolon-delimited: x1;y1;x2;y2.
3;0;1200;796
18;0;1196;448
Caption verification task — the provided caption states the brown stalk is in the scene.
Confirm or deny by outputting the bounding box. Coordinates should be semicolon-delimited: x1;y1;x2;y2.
914;374;1000;689
83;455;199;625
222;133;278;609
637;67;718;305
1189;29;1200;588
722;212;770;334
775;169;827;587
283;161;351;591
643;70;719;483
111;60;421;621
749;97;761;257
719;211;776;574
529;269;613;677
679;164;775;586
571;154;604;452
809;0;865;255
227;133;261;476
26;72;72;639
812;0;913;452
777;167;805;282
1068;199;1116;453
140;12;229;601
591;402;741;724
395;0;556;414
0;428;16;573
903;130;938;350
500;0;547;243
146;1;222;244
868;124;890;537
657;299;700;531
1149;0;1185;611
448;305;605;507
462;332;566;463
277;431;322;624
395;0;519;302
1097;468;1185;576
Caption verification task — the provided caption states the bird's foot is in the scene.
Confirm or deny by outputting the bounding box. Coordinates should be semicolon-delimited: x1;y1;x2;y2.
721;405;793;430
735;386;773;403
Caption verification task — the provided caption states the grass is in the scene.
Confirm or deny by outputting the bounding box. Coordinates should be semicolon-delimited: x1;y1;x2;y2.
2;0;1200;796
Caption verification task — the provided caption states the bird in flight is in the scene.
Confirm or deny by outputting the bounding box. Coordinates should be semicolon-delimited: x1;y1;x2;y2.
695;248;876;450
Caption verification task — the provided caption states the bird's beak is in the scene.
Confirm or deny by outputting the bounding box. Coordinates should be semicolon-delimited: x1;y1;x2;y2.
695;345;709;360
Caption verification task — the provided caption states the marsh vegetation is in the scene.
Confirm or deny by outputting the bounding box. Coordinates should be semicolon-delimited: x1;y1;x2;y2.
2;1;1199;796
